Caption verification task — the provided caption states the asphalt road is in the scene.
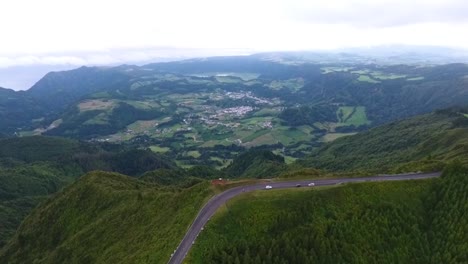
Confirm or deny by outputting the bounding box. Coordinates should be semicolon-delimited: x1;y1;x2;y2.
167;172;441;264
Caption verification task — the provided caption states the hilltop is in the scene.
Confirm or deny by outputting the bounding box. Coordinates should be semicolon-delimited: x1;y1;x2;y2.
0;171;215;263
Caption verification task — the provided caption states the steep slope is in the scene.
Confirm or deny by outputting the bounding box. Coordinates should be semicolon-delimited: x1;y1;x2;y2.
426;164;468;263
0;136;176;247
28;66;131;111
0;88;46;133
224;149;286;178
189;164;468;264
0;171;215;264
190;180;433;264
300;108;468;173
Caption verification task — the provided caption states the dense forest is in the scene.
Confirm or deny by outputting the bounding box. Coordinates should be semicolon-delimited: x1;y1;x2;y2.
0;136;175;247
189;164;468;264
0;172;216;264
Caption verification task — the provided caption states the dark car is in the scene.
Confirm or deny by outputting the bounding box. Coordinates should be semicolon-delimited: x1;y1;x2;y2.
296;184;301;187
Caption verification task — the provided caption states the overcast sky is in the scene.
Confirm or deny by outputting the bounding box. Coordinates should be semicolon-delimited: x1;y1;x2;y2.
1;0;468;85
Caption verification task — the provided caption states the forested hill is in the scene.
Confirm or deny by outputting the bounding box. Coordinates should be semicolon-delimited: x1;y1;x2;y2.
0;171;216;264
188;164;468;264
28;66;131;111
0;87;46;133
0;136;175;247
300;107;468;173
5;164;465;264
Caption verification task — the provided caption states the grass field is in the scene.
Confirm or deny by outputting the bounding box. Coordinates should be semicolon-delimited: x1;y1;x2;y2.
322;132;356;142
150;146;171;153
337;106;371;126
126;100;160;110
371;72;407;80
78;99;115;112
83;113;110;125
337;106;355;123
187;150;201;158
268;78;304;92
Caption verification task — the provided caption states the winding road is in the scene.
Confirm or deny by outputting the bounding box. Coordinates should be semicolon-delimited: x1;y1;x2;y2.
168;172;441;264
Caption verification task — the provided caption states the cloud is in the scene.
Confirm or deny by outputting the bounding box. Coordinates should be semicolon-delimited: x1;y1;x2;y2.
0;0;468;62
283;0;468;27
0;48;254;68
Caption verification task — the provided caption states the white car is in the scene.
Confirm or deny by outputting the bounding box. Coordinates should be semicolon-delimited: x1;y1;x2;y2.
308;183;315;187
265;185;273;190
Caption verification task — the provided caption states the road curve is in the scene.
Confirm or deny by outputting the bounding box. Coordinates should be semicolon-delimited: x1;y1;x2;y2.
168;172;441;264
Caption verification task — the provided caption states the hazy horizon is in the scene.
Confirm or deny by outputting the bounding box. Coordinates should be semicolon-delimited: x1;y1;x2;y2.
2;0;468;90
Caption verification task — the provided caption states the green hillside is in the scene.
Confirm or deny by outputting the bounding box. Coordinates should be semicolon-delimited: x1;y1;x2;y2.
0;88;47;133
0;136;176;247
189;164;468;263
300;108;468;173
223;149;286;178
0;171;215;264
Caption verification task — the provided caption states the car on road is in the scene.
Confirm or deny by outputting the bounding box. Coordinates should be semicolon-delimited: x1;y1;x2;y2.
296;184;301;187
308;183;315;187
265;185;273;190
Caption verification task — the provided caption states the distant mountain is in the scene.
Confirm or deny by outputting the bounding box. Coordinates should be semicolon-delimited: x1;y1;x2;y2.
0;87;46;133
255;45;468;65
28;66;131;111
340;45;468;64
0;65;78;91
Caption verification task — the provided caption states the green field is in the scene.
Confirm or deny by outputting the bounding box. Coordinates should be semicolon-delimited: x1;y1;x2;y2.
268;78;304;92
150;146;171;153
337;106;371;126
322;132;356;142
83;113;110;125
370;72;407;80
187;150;202;158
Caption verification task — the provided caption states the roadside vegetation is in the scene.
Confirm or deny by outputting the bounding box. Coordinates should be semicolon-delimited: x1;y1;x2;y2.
189;164;468;264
